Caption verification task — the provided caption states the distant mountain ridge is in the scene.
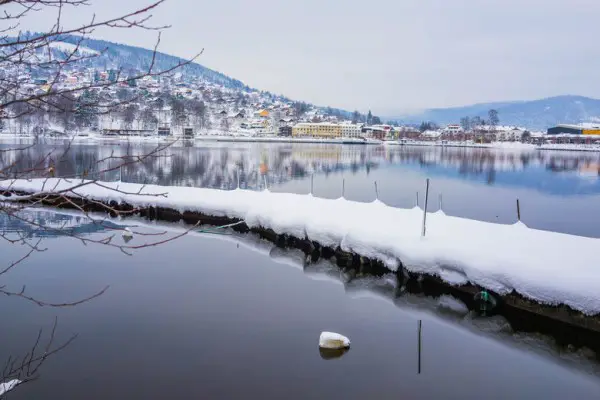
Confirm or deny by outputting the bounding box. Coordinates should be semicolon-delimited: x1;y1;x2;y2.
390;95;600;130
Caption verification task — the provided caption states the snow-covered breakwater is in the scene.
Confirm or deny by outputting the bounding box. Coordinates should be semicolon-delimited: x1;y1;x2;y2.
2;178;599;317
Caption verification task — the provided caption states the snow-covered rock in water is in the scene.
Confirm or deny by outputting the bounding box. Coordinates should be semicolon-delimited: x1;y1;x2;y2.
122;227;133;242
319;331;350;349
0;379;21;396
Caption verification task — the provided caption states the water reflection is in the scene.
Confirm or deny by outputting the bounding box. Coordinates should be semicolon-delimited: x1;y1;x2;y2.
319;347;350;360
0;209;123;239
2;208;600;398
1;141;599;194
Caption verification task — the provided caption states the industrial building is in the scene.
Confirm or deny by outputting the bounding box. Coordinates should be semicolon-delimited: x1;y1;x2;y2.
547;124;600;136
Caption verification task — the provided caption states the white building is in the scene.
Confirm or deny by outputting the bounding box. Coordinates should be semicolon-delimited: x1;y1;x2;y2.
442;124;463;135
496;128;524;141
340;123;363;138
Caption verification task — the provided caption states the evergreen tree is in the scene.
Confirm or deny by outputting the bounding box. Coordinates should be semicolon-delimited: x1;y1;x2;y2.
367;110;373;125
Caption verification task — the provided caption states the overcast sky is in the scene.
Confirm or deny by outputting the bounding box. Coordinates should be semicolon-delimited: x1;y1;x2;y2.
18;0;600;115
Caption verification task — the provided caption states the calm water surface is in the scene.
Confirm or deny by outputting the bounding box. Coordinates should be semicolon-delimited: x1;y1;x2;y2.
2;140;600;398
1;210;600;399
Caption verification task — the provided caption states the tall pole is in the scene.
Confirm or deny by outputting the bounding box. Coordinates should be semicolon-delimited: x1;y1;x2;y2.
342;178;345;198
374;181;379;200
517;199;521;221
421;179;430;237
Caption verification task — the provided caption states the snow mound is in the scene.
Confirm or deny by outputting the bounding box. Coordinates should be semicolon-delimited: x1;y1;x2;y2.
2;178;600;316
319;332;350;349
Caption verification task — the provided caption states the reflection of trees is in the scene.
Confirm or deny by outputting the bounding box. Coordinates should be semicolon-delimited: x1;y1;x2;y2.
0;142;384;190
387;146;600;180
3;142;599;192
0;210;116;395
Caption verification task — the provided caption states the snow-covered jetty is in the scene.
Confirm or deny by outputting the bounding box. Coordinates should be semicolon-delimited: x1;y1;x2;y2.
2;178;600;324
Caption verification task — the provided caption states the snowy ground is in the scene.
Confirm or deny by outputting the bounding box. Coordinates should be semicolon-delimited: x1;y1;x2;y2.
384;140;538;152
2;178;600;316
538;144;600;153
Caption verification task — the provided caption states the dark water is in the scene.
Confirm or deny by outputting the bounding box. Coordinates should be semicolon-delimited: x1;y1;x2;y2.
2;140;600;398
1;209;600;399
2;140;600;237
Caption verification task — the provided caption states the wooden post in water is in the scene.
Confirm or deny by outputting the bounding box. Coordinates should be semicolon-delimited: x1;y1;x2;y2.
418;319;422;374
374;181;379;200
421;179;430;237
516;198;521;221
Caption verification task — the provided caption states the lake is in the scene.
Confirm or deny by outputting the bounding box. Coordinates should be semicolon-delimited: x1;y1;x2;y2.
1;140;600;399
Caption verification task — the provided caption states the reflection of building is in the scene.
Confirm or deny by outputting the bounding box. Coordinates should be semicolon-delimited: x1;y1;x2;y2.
292;123;341;138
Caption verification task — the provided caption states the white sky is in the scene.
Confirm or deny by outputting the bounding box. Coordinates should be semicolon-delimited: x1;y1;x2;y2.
13;0;600;114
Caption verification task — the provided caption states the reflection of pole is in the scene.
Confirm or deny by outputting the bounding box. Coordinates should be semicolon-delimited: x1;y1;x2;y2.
416;192;419;208
439;193;443;212
119;165;122;182
237;169;240;189
264;174;268;191
421;179;430;237
418;320;422;374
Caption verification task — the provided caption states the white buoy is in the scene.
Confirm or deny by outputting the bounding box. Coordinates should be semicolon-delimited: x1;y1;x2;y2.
319;331;350;349
121;227;133;241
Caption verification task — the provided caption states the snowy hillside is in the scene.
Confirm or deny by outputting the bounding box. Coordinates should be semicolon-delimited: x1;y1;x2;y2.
48;41;99;56
392;95;600;130
55;35;250;91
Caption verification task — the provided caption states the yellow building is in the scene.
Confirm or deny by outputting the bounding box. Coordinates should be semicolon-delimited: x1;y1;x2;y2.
258;109;269;117
292;123;342;138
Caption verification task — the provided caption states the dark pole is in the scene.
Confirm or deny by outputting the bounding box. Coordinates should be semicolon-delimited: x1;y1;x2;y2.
374;181;379;200
421;179;430;237
516;199;521;221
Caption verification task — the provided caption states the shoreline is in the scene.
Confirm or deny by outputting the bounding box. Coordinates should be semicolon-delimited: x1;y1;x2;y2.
2;133;600;152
